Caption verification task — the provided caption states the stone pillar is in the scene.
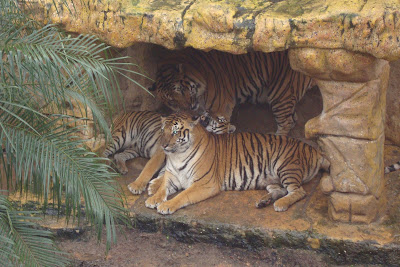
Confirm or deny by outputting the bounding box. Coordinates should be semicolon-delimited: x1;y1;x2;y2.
289;48;390;224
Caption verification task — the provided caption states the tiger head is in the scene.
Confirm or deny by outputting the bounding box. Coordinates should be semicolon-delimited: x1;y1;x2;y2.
199;112;236;134
150;63;206;112
160;112;201;154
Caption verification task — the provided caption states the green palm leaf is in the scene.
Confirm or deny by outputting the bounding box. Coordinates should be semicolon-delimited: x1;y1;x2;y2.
0;0;150;263
0;194;70;267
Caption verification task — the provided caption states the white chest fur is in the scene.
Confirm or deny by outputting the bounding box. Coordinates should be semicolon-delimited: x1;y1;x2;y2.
165;154;195;190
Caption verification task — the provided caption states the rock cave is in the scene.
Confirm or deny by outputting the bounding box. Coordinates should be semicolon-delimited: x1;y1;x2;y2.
28;0;400;264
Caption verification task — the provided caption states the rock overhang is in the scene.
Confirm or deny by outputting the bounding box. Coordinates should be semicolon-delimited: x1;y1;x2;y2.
30;0;400;60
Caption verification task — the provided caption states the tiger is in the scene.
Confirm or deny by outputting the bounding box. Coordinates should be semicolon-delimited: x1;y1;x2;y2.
144;112;330;215
101;111;167;195
200;111;236;134
150;49;314;135
103;111;163;174
104;110;232;194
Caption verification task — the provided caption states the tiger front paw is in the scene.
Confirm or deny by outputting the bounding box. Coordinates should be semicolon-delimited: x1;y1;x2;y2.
145;195;165;209
157;201;178;215
147;177;163;196
127;181;146;195
273;198;290;212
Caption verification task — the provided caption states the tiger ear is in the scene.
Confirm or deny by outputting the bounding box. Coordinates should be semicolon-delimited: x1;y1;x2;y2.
190;115;200;128
228;124;237;133
178;63;184;73
160;115;167;126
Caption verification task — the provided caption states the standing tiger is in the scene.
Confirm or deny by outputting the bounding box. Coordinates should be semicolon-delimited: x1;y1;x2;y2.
150;49;314;135
145;112;330;215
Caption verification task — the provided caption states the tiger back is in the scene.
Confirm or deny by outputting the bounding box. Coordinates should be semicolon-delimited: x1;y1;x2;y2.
104;111;162;174
145;112;330;215
150;49;314;135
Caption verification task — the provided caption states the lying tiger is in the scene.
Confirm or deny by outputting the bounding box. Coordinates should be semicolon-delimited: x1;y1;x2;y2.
200;111;236;134
103;110;234;194
103;111;163;175
145;112;330;214
150;49;314;135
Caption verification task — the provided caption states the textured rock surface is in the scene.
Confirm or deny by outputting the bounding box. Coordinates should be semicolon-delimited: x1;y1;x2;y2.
30;0;400;60
114;43;162;112
290;48;389;223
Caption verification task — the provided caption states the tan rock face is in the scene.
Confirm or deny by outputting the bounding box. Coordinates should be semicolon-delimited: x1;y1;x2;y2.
30;0;400;60
329;192;380;223
290;48;389;224
289;48;384;83
114;44;162;112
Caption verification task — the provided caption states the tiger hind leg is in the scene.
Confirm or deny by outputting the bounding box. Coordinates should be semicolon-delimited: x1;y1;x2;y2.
114;149;139;175
273;184;306;212
256;184;287;208
271;98;297;135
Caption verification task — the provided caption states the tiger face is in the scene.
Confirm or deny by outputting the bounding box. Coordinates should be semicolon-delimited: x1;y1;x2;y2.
160;113;199;154
151;64;206;112
199;112;236;134
206;116;236;134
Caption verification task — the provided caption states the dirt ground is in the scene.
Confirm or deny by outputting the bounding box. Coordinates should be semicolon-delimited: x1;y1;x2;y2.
59;227;333;267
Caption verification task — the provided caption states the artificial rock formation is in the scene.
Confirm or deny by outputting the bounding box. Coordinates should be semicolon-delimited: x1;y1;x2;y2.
29;0;400;223
290;48;389;223
30;0;400;60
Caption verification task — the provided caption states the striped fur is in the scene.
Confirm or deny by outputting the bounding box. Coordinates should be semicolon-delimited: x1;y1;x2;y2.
104;111;162;175
151;49;313;135
385;162;400;174
145;112;330;215
200;112;236;134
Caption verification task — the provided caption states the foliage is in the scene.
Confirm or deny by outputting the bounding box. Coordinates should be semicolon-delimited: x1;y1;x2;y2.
0;0;146;265
0;194;70;267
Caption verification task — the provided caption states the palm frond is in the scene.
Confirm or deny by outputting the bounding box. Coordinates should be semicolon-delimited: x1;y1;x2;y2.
0;194;69;267
0;0;146;256
1;113;130;247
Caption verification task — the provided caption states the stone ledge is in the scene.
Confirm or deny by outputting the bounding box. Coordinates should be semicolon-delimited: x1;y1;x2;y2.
131;195;400;265
29;0;400;60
